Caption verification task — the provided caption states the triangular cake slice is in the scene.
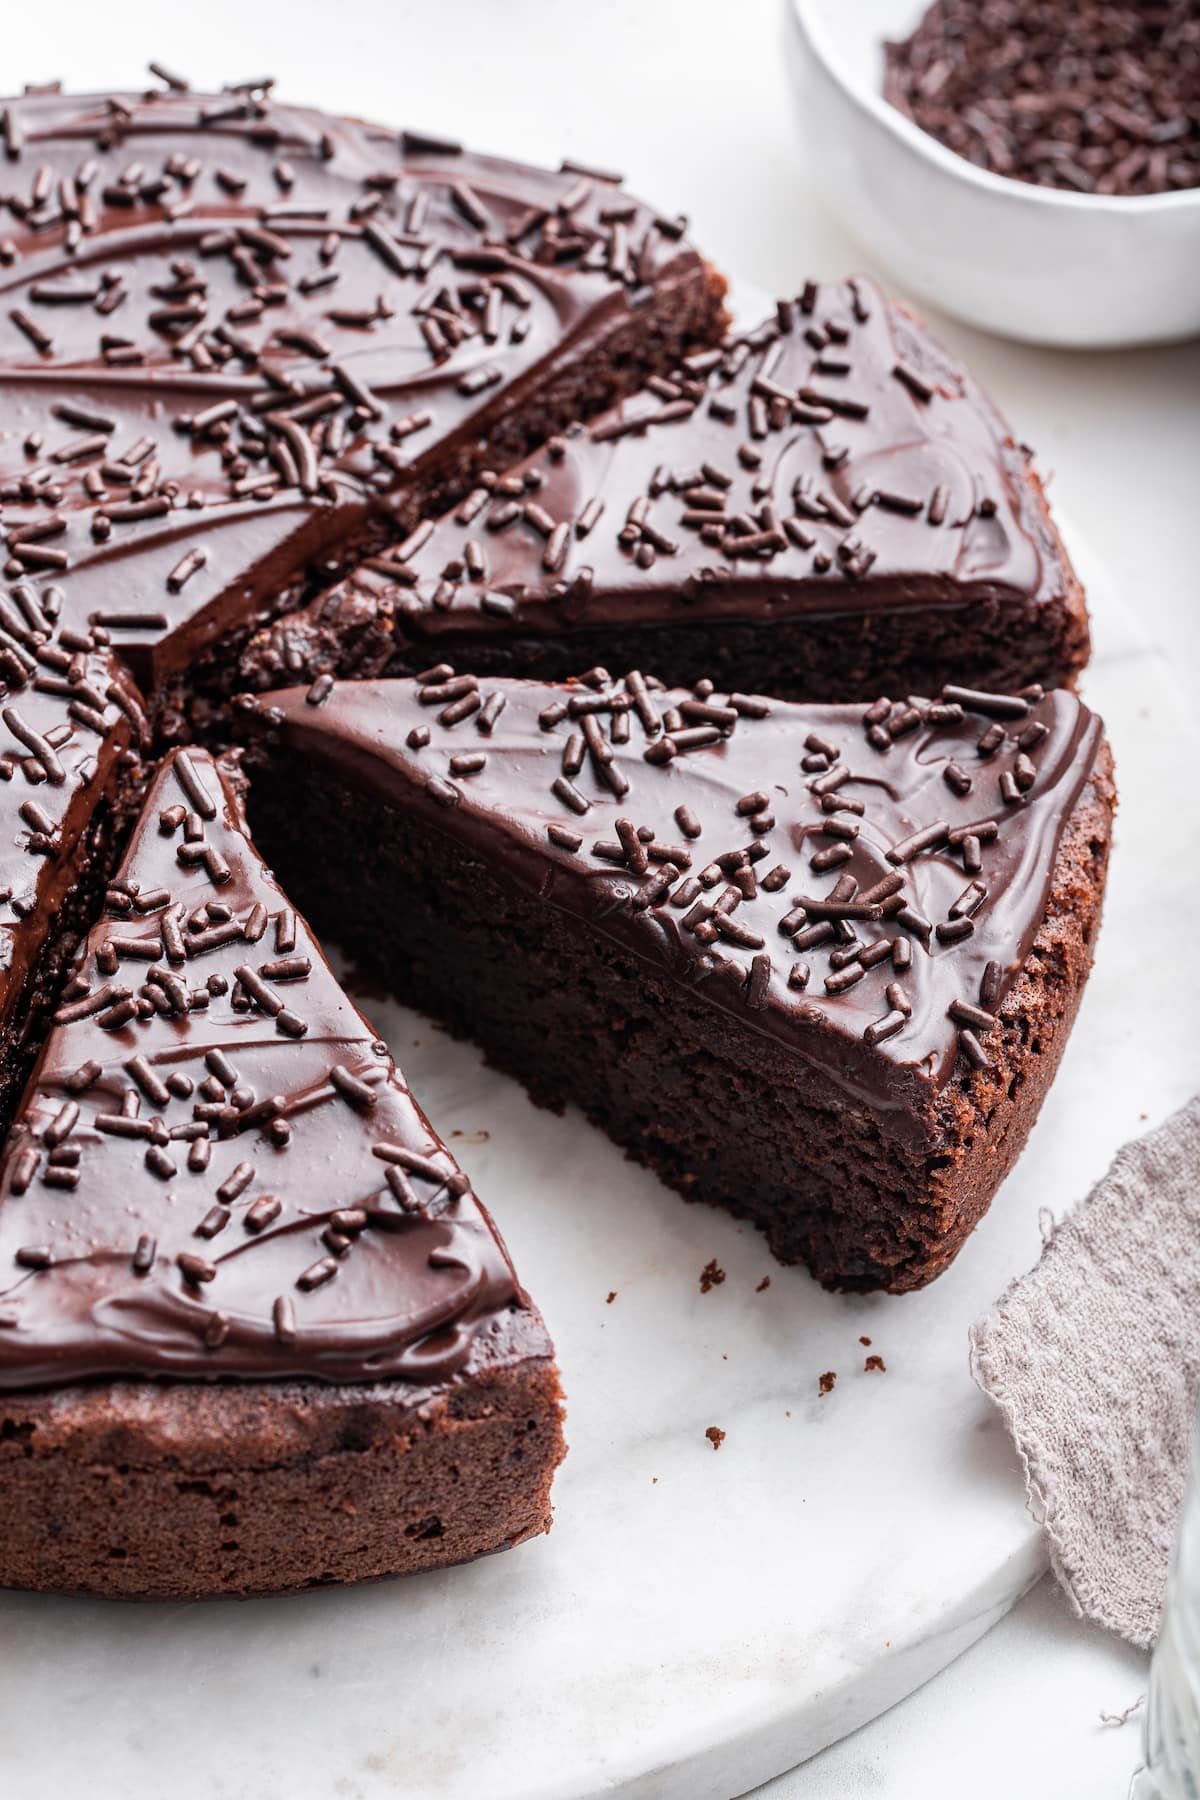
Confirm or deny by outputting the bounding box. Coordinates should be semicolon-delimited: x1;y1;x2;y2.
0;746;562;1599
0;81;723;710
241;667;1113;1294
241;280;1088;703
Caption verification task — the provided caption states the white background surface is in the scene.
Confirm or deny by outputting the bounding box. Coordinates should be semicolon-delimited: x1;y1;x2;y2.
2;3;1198;1796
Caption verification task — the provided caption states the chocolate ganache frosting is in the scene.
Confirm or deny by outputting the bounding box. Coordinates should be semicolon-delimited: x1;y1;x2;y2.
0;745;519;1387
244;670;1104;1109
0;78;717;695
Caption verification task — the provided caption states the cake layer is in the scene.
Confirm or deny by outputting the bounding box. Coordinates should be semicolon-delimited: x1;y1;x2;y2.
0;744;563;1595
241;280;1089;702
0;79;725;701
241;669;1113;1290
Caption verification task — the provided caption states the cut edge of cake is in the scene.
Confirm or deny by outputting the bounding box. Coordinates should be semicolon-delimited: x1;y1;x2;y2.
237;668;1114;1293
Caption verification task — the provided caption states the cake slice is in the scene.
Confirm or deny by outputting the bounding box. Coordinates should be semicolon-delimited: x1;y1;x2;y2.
0;745;563;1599
0;80;724;716
240;279;1089;703
241;668;1113;1293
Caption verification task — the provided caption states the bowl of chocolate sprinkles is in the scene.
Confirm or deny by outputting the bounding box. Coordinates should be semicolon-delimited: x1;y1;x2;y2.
786;0;1200;347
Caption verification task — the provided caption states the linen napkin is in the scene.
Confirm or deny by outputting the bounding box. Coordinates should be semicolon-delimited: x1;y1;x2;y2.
970;1095;1200;1650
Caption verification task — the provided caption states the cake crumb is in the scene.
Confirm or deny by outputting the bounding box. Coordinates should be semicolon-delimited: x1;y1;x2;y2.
705;1425;726;1451
699;1258;725;1294
756;1275;770;1292
865;1354;886;1373
606;1291;617;1304
859;1335;871;1346
818;1370;837;1397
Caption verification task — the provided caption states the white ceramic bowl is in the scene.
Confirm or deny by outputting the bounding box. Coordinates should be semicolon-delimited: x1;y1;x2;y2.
785;0;1200;348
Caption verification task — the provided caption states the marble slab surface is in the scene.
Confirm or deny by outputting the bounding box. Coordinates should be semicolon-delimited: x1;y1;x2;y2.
0;514;1192;1800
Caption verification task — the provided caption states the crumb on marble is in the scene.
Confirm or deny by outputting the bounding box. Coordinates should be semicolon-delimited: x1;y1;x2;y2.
606;1291;617;1304
865;1355;886;1373
756;1275;770;1293
699;1258;725;1294
818;1371;837;1397
705;1426;726;1452
859;1335;871;1346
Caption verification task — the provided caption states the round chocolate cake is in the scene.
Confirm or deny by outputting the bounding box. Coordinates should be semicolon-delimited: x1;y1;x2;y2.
0;71;1110;1601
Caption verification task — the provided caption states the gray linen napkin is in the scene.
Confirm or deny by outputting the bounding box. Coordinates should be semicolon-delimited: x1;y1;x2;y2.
970;1095;1200;1650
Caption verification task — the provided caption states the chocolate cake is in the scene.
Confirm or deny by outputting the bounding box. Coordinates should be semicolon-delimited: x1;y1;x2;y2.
240;279;1090;703
0;78;725;721
240;670;1114;1293
0;745;562;1598
0;70;1113;1605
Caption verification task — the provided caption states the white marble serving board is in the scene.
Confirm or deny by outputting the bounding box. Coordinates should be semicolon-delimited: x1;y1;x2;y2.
0;523;1194;1800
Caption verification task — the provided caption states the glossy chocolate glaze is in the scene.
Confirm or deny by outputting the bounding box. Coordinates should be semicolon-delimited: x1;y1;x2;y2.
248;279;1077;665
244;672;1103;1109
0;81;712;692
0;746;520;1388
